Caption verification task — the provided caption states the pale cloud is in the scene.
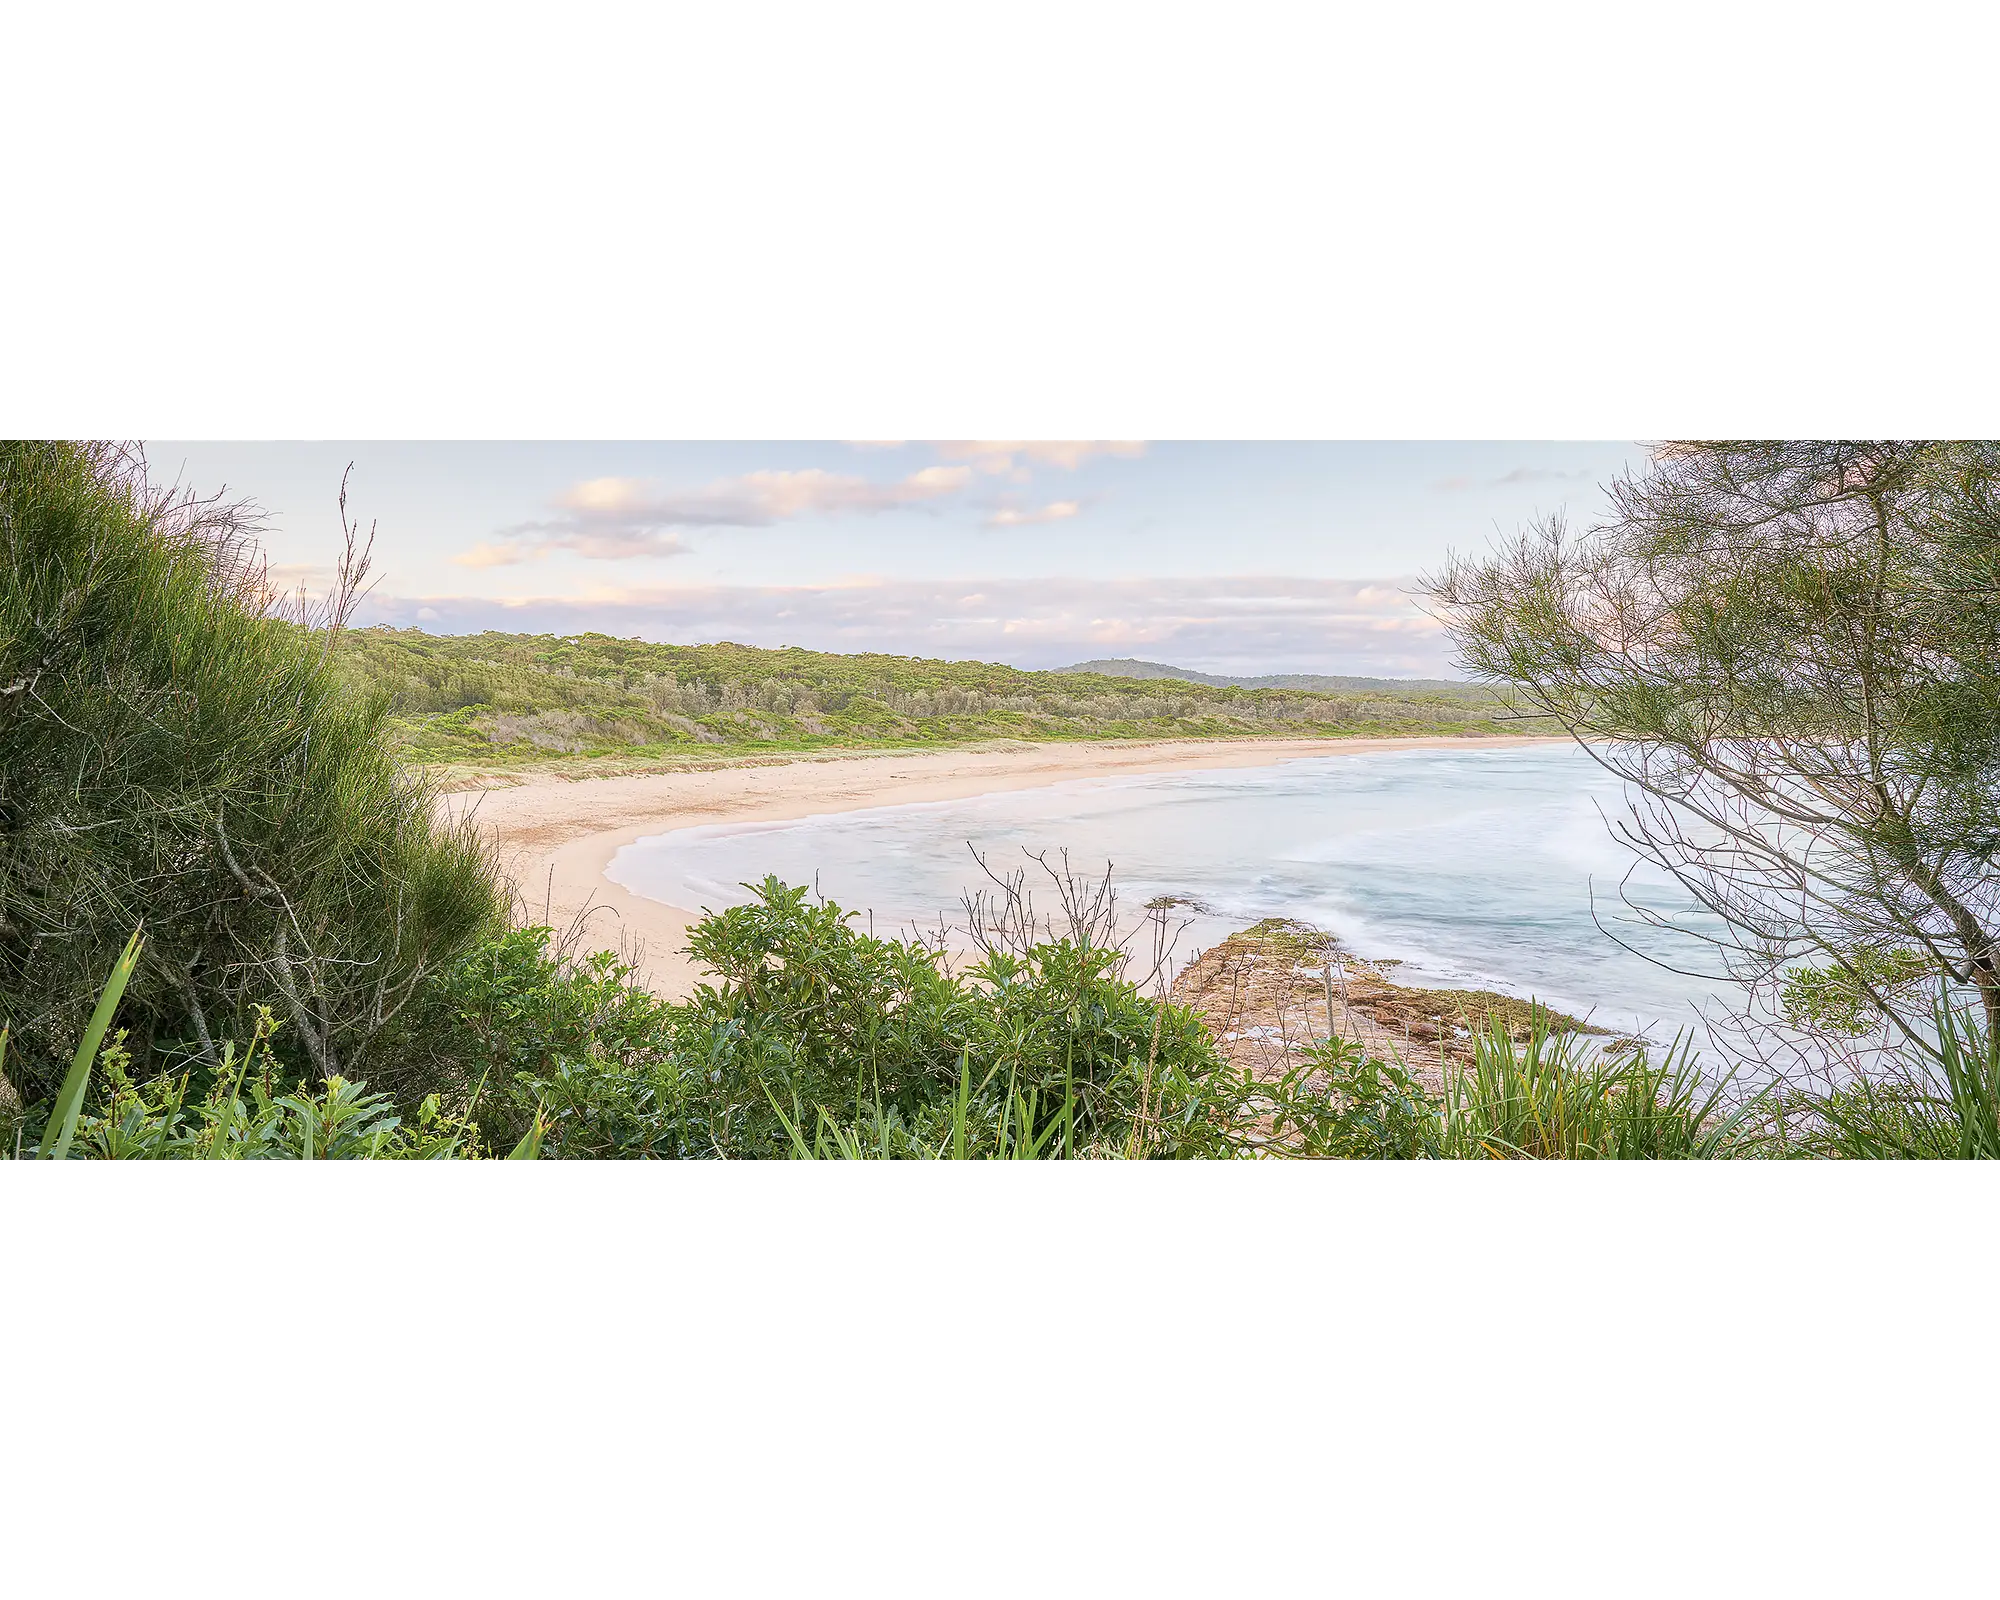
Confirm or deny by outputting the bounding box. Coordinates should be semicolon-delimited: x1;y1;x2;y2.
899;465;976;497
457;465;974;565
986;500;1082;528
552;467;970;522
935;441;1147;474
261;560;336;593
358;574;1455;676
455;540;540;568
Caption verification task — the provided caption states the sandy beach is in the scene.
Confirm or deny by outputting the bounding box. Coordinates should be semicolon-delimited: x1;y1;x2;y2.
442;735;1562;998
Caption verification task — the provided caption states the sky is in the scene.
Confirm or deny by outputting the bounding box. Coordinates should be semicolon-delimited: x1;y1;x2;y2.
144;441;1646;677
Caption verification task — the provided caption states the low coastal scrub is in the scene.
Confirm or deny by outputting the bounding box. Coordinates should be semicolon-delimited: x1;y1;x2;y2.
5;881;1273;1160
17;884;1998;1160
503;876;1237;1159
336;628;1533;775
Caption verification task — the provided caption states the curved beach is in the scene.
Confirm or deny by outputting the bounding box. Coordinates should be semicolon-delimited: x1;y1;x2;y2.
442;735;1563;998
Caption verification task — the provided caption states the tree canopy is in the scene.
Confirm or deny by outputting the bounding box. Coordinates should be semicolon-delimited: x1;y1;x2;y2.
1425;440;2000;1049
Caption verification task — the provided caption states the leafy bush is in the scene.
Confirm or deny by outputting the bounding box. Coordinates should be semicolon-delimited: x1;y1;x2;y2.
1271;1040;1449;1158
423;923;685;1157
0;443;504;1103
65;1060;483;1160
502;877;1234;1159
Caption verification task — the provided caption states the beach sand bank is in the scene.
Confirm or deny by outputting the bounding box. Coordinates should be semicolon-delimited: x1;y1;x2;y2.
442;735;1563;999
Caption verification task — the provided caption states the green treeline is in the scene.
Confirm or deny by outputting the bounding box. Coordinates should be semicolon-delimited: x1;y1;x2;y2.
336;629;1527;769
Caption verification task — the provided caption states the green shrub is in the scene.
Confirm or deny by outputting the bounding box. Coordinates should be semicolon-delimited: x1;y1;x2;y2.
0;442;504;1102
476;884;1770;1162
422;923;685;1156
1269;1040;1448;1158
497;877;1238;1159
62;1058;483;1160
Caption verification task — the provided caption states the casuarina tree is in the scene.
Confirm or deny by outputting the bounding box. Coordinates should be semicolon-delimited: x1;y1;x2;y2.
1424;440;2000;1053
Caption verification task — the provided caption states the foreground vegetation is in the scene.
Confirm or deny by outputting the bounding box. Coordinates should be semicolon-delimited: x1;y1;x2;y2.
336;628;1528;775
13;876;2000;1160
0;442;502;1106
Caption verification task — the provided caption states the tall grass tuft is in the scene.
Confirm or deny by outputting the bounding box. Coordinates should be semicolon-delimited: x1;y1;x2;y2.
1766;993;2000;1159
0;442;504;1104
1438;1018;1754;1160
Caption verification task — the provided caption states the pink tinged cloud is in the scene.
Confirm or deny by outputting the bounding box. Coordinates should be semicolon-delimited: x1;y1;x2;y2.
455;466;978;566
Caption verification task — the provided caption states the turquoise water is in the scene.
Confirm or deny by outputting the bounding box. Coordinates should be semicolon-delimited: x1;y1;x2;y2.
605;745;1736;1041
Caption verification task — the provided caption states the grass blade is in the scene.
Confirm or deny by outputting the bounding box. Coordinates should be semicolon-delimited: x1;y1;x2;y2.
39;927;144;1161
206;1041;247;1159
508;1111;546;1160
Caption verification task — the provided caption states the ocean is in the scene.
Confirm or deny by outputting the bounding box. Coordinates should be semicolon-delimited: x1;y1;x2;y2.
605;743;1737;1042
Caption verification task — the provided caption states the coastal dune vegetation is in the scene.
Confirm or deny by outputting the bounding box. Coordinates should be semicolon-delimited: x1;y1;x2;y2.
336;628;1525;775
8;436;2000;1160
0;863;1765;1162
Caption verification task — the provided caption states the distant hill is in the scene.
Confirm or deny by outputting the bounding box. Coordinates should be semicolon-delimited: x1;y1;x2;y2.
1056;657;1475;694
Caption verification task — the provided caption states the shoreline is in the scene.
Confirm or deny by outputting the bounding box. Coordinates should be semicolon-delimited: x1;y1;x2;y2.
442;734;1569;999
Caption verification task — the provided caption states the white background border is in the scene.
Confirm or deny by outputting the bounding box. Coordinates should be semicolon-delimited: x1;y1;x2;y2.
5;1;1997;1593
